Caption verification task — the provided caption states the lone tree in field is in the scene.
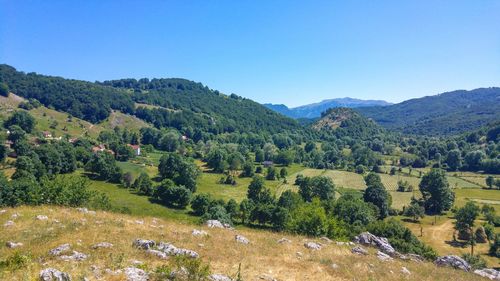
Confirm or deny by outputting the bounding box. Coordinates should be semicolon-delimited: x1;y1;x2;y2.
419;169;455;214
485;176;494;189
455;201;480;255
363;172;391;219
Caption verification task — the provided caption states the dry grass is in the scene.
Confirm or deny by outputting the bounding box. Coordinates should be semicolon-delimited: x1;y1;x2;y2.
0;206;486;281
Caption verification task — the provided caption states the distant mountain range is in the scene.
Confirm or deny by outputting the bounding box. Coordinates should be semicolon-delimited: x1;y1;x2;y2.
264;98;392;119
357;88;500;136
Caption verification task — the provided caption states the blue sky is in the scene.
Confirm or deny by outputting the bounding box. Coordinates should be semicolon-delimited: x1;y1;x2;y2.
1;1;499;107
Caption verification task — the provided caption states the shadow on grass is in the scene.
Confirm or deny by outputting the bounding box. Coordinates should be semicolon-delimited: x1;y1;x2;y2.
445;240;468;248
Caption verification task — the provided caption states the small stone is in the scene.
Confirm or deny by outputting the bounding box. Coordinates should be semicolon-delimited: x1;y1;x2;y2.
304;241;321;250
401;267;411;275
235;235;249;244
206;220;233;229
0;210;6;214
331;263;339;269
296;251;303;258
135;220;144;225
209;274;233;281
39;268;71;281
192;229;208;237
259;274;277;281
49;244;71;256
76;208;89;213
11;212;20;219
36;215;49;220
124;267;149;281
6;241;23;248
157;242;199;258
351;246;368;255
277;238;291;244
92;242;113;249
4;220;14;227
336;241;345;246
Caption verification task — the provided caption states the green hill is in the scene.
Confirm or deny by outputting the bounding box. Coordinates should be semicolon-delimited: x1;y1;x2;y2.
357;88;500;136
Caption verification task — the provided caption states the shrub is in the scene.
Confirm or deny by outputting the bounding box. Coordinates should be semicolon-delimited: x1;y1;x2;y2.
367;219;437;260
462;253;486;270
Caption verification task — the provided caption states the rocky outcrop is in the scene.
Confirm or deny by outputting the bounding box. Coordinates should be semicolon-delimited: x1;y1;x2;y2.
146;249;169;259
304;241;321;250
39;268;71;281
434;255;471;272
354;232;396;256
473;268;500;280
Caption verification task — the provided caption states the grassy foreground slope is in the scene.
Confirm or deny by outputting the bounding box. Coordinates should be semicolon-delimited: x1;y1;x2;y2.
0;206;483;281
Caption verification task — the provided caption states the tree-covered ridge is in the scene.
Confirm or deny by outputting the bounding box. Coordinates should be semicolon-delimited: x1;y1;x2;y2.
312;107;384;140
0;64;135;123
357;88;500;136
101;78;304;135
0;64;304;136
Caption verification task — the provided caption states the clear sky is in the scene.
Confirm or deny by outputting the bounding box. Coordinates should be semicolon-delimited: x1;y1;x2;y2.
1;1;499;107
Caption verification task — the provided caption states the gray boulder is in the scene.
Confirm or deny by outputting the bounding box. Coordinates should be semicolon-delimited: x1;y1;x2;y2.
59;251;88;261
434;255;471;272
39;268;71;281
36;215;49;220
49;244;71;256
157;242;199;258
473;268;500;280
354;232;396;256
206;220;232;229
132;239;155;250
4;220;14;227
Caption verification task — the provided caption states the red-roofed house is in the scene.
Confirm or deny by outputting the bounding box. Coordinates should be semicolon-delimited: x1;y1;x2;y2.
127;144;141;156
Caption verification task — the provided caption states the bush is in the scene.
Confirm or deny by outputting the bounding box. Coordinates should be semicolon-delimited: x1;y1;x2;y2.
202;205;232;226
462;253;486;270
191;193;212;216
367;219;437;260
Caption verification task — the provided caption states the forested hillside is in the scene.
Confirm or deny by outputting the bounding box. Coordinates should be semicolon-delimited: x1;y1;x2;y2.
0;64;304;136
357;88;500;136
